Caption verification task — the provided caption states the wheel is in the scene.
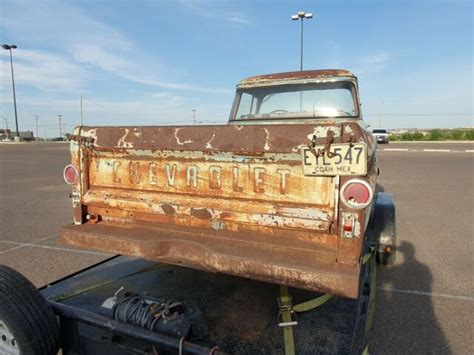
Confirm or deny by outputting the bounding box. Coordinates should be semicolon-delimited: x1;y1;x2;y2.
350;250;376;355
0;265;60;355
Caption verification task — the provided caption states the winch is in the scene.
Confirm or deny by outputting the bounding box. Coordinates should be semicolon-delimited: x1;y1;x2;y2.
100;287;207;340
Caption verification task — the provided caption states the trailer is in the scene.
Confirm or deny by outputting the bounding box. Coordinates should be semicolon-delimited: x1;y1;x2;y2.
1;253;376;354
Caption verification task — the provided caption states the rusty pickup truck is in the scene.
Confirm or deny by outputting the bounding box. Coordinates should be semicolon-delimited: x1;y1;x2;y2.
60;69;396;300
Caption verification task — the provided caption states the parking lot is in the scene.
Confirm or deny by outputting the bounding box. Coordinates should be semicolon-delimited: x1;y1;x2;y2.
0;142;472;354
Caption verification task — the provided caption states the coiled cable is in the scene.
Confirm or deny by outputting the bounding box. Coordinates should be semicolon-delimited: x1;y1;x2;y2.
113;296;184;331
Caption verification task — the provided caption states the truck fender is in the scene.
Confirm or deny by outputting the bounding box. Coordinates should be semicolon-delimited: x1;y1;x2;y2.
367;192;396;265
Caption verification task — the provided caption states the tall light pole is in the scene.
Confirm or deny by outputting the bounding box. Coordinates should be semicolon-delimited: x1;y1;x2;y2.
192;109;196;125
291;11;313;71
58;115;63;137
379;100;384;128
34;115;39;141
2;44;19;140
80;96;83;125
1;115;8;139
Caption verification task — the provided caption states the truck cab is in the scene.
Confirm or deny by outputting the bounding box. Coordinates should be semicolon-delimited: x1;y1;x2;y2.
230;69;362;124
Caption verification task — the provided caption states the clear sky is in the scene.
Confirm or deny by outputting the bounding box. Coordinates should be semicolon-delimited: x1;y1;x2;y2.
0;0;472;137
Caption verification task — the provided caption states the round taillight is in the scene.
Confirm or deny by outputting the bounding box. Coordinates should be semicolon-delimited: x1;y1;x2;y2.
340;179;373;209
63;164;78;185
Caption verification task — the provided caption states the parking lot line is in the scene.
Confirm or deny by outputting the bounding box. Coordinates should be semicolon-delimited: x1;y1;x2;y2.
378;287;474;301
0;237;110;256
382;148;410;151
0;235;57;254
466;150;474;153
422;149;451;152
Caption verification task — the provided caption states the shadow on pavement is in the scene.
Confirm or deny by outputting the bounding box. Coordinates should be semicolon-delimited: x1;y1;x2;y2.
374;241;451;353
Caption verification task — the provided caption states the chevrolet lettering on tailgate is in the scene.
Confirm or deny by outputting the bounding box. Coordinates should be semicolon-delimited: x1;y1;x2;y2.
104;158;292;195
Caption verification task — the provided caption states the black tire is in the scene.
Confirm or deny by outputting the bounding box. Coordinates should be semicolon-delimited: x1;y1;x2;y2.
0;265;60;355
350;250;376;355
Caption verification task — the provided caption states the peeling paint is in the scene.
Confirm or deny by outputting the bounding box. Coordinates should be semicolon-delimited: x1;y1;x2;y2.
306;126;341;140
117;129;133;148
205;133;216;149
174;128;194;145
81;128;97;140
354;219;361;237
263;128;270;151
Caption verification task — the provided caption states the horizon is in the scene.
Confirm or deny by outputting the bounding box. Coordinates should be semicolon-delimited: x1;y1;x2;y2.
0;0;472;137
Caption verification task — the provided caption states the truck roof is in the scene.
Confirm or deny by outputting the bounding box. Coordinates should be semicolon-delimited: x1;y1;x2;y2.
237;69;356;89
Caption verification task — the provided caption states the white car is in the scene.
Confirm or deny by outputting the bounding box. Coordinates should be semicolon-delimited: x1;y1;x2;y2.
372;129;389;144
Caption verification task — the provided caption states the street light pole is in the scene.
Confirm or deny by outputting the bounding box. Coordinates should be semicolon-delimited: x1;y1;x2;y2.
300;17;304;71
34;115;39;141
58;115;63;137
379;100;384;128
192;109;196;126
2;44;19;140
1;115;8;139
291;11;313;71
80;96;83;125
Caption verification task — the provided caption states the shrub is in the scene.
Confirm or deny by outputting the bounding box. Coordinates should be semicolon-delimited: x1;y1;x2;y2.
449;130;464;140
412;132;425;140
464;129;474;140
427;129;443;141
400;132;413;141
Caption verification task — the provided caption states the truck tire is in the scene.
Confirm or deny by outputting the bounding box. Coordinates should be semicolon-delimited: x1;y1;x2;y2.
0;265;60;355
350;248;376;355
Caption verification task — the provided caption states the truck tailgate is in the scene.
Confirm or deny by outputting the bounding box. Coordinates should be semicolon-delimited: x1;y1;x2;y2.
61;123;367;298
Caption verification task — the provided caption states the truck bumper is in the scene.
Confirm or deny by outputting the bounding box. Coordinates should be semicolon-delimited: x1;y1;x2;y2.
59;223;361;299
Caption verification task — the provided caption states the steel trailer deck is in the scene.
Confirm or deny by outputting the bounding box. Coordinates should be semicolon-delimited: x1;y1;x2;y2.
41;256;362;354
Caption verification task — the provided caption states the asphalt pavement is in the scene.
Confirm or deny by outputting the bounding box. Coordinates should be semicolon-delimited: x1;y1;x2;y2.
0;141;472;354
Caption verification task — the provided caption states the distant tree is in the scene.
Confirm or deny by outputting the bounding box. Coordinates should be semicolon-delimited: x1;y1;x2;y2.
412;132;424;140
427;129;443;141
464;129;474;140
449;130;463;140
400;132;416;141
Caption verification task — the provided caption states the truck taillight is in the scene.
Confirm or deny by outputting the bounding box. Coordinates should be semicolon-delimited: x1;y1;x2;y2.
340;178;373;209
63;164;78;184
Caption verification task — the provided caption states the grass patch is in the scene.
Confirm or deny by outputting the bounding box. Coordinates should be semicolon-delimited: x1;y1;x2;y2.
389;128;474;141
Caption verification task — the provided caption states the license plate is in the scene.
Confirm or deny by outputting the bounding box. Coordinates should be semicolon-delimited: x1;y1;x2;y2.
301;143;367;176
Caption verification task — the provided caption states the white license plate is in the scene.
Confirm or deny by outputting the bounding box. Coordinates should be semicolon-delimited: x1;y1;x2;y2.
301;143;367;176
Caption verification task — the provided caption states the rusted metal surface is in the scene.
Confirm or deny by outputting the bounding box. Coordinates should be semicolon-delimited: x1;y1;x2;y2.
75;123;361;152
60;222;360;298
237;69;355;89
62;106;376;299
